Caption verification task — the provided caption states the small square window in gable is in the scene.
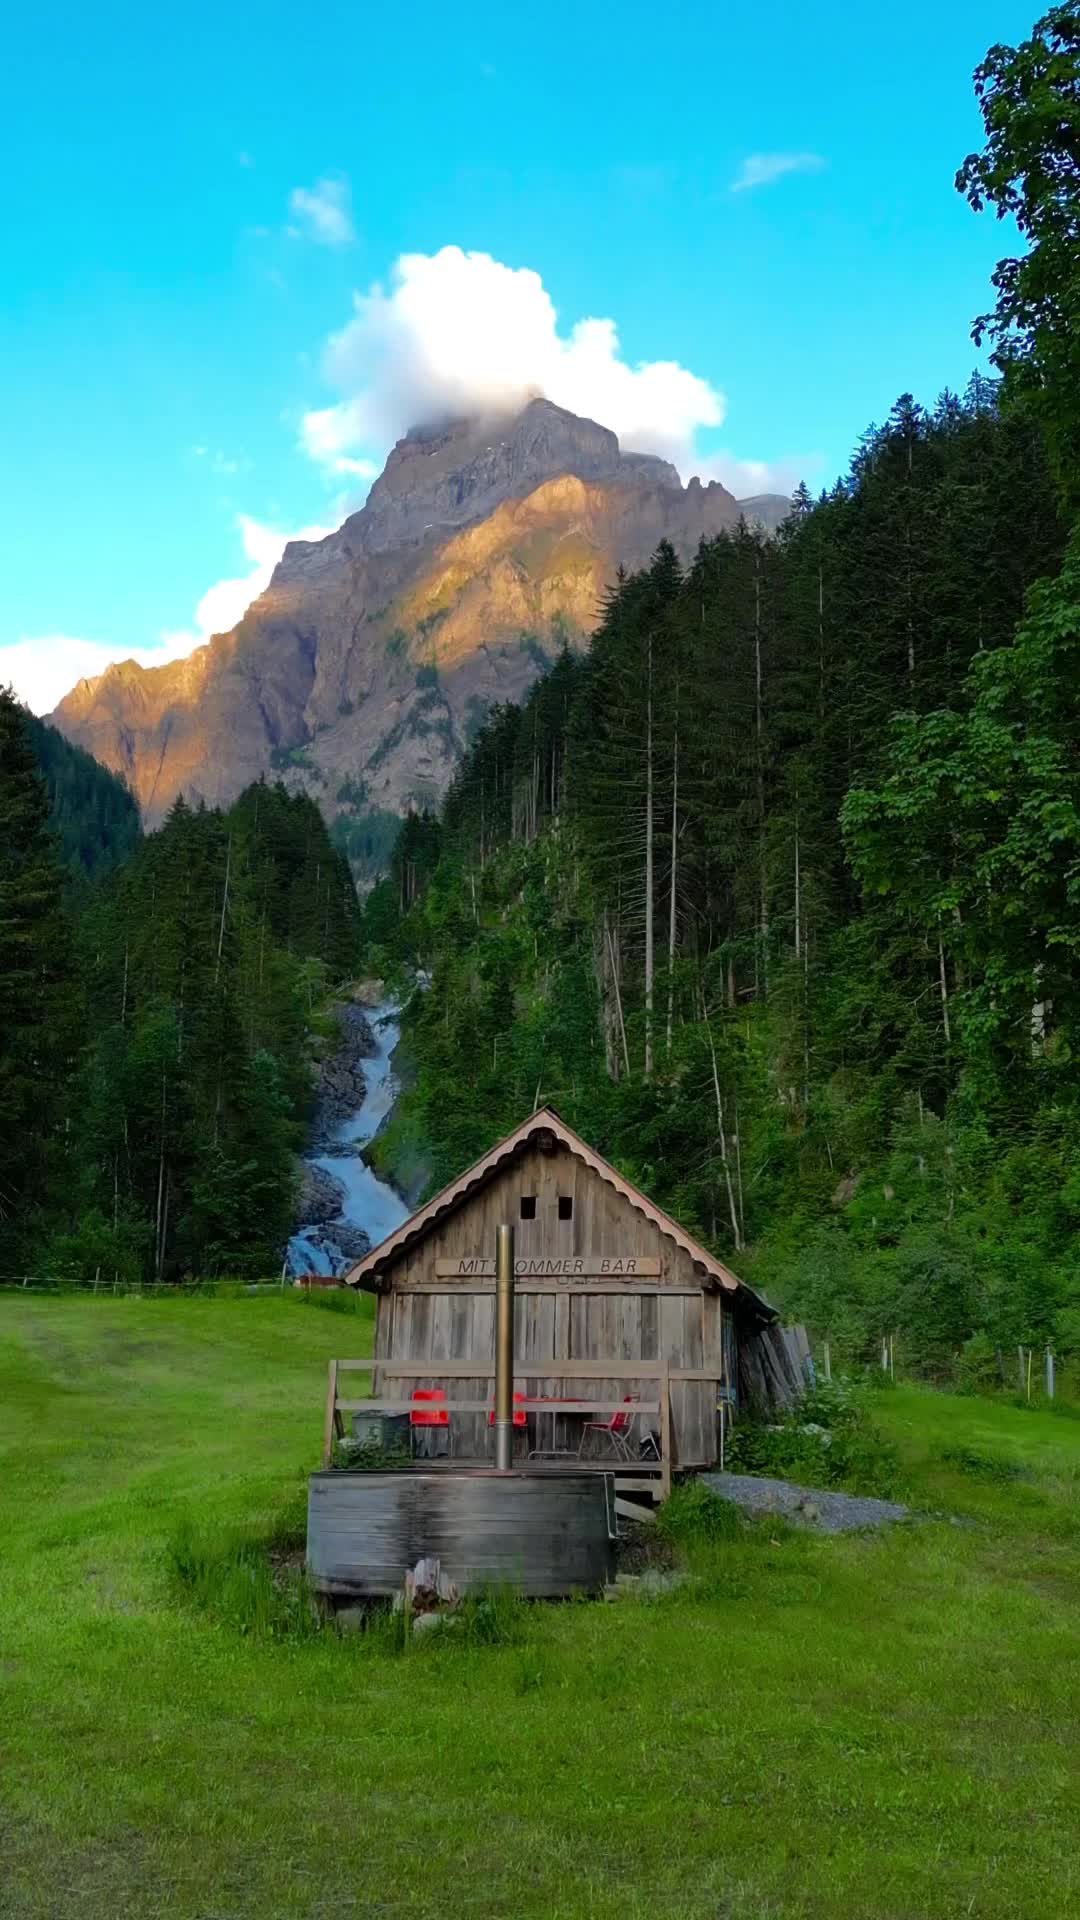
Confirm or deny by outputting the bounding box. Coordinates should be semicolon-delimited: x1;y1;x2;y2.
520;1195;536;1221
558;1195;573;1221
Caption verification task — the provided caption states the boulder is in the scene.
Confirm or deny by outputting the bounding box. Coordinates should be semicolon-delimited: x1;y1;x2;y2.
348;978;387;1008
320;1220;372;1265
296;1162;346;1227
412;1609;456;1636
290;1222;371;1276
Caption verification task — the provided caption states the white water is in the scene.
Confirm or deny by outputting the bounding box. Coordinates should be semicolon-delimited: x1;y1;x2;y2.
286;1000;409;1277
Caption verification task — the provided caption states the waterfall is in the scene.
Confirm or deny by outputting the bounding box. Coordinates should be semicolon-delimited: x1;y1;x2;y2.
286;999;409;1277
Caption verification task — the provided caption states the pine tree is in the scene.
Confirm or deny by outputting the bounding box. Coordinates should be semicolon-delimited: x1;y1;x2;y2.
0;690;78;1266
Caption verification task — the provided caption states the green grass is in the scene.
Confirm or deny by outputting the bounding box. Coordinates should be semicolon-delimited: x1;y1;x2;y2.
2;1298;1079;1918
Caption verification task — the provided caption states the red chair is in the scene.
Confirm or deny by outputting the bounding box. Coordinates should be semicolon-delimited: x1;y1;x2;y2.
410;1388;453;1457
488;1391;528;1457
578;1395;638;1463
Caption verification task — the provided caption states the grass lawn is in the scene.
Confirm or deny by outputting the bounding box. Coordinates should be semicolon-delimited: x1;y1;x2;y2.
1;1292;1079;1919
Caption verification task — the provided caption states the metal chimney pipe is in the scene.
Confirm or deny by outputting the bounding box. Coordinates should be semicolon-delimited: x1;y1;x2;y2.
493;1223;516;1471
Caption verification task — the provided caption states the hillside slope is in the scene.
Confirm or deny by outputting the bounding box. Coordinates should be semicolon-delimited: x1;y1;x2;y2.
51;400;787;837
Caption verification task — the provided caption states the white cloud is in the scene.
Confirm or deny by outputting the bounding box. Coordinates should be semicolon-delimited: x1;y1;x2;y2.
332;455;379;478
731;152;826;193
5;512;338;716
288;176;355;247
301;245;724;479
300;410;379;479
300;244;807;497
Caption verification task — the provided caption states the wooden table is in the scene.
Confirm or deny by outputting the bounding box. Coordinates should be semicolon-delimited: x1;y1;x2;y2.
519;1395;586;1459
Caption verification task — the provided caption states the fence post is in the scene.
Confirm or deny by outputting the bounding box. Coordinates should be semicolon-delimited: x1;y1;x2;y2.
323;1359;340;1469
823;1341;831;1383
1026;1347;1033;1403
1017;1345;1025;1396
1046;1347;1055;1401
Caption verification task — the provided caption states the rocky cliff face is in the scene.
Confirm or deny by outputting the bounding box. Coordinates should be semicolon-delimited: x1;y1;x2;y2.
310;1003;378;1148
52;400;788;843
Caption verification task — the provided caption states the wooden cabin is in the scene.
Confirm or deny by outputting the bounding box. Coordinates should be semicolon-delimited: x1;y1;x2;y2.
344;1108;800;1484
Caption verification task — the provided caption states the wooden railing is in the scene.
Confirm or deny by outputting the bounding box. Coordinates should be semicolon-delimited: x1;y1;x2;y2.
321;1358;718;1497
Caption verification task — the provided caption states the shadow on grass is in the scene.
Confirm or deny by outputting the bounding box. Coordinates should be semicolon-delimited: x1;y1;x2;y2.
165;1495;322;1643
165;1499;537;1657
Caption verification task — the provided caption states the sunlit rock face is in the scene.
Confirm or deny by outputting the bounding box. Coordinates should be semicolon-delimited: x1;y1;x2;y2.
52;399;788;843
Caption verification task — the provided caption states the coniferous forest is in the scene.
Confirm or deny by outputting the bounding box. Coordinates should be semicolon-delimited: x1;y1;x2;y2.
4;6;1080;1381
0;700;359;1283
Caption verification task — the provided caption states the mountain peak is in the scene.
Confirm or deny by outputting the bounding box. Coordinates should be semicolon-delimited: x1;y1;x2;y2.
357;396;625;555
53;401;763;842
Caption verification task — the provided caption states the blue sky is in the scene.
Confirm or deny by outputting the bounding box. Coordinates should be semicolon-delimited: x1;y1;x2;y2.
3;0;1037;710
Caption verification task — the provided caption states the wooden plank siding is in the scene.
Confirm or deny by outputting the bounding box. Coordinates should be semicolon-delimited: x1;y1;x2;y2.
372;1139;729;1467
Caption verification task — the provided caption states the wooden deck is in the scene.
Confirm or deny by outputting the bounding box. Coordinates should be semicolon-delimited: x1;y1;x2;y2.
323;1362;676;1496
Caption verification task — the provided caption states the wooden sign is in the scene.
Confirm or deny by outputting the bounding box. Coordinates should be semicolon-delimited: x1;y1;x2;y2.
434;1256;662;1280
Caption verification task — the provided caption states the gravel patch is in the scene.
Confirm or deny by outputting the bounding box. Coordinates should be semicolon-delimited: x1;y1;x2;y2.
700;1471;909;1534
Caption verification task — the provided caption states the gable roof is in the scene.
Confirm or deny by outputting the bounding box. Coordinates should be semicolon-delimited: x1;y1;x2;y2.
343;1105;773;1314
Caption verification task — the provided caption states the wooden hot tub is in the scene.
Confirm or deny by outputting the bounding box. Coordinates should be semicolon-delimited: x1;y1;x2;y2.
307;1466;617;1599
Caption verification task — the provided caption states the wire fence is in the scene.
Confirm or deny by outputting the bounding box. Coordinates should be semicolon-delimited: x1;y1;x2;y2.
814;1332;1069;1405
0;1274;290;1298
